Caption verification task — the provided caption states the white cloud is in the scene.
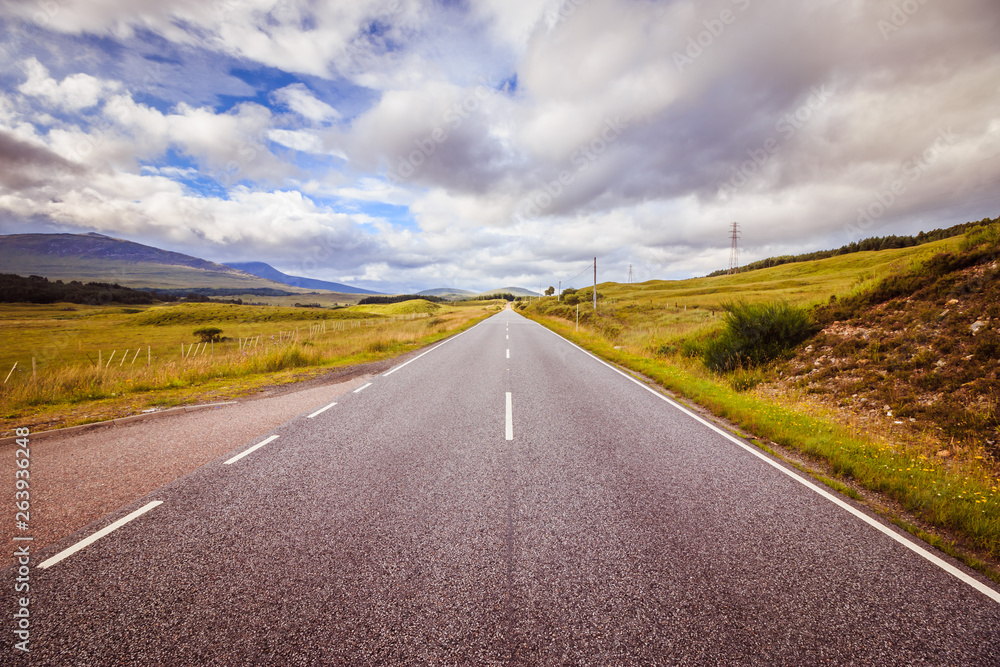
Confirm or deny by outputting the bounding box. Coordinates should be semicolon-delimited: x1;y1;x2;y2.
3;0;1000;291
270;83;340;122
17;57;121;110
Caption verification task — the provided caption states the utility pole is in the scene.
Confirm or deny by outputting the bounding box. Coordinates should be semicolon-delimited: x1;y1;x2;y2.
728;222;741;275
593;257;597;310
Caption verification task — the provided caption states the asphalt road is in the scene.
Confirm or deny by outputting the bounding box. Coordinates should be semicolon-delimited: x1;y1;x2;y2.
14;307;1000;664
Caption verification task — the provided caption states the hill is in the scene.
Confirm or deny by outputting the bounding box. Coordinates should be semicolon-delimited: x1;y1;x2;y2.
477;286;539;298
225;261;379;295
0;233;306;292
418;288;476;299
707;219;990;278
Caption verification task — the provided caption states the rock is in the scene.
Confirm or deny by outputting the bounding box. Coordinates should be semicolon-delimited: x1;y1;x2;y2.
935;359;947;367
947;299;959;305
939;309;950;319
971;320;986;335
937;449;951;458
804;345;814;353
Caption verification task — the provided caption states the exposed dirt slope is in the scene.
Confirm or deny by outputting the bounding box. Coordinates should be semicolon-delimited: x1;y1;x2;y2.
770;224;1000;460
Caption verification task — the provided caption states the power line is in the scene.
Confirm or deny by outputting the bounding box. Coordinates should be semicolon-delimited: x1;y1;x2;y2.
728;221;741;275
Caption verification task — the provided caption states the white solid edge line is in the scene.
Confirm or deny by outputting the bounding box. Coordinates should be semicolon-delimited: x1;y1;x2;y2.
353;382;372;394
38;501;162;570
505;391;513;441
307;401;337;418
224;434;279;465
533;321;1000;605
381;320;483;377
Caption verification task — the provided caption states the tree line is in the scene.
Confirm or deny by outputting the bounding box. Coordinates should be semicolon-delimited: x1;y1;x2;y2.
357;294;446;305
0;274;180;305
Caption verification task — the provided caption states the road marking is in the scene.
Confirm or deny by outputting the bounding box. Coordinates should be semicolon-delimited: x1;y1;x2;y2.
534;320;1000;605
354;382;372;393
506;334;509;340
38;501;162;569
505;392;513;440
306;401;337;418
224;435;279;465
506;349;510;359
381;321;482;377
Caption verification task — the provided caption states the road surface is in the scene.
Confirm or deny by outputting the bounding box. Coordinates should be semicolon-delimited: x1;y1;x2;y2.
15;307;1000;664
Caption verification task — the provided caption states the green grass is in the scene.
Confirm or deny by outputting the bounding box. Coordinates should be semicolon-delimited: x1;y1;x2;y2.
347;299;442;316
0;300;498;434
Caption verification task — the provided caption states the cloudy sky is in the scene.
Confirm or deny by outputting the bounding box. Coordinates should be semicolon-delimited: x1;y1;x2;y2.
1;0;999;293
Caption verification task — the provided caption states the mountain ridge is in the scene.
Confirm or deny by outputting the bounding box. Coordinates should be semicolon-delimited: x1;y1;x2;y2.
225;261;379;295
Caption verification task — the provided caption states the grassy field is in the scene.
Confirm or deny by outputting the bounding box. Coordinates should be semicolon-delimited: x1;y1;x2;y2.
225;292;369;307
0;299;501;435
522;230;1000;574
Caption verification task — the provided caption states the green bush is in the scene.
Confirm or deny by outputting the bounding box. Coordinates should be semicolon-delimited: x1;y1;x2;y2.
679;339;703;358
193;326;223;342
702;300;815;373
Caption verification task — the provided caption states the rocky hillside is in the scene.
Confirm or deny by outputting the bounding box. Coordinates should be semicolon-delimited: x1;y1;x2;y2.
771;222;1000;459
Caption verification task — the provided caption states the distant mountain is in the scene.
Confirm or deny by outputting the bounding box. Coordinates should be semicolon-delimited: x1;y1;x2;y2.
477;286;540;298
0;233;302;292
226;262;379;295
417;287;477;299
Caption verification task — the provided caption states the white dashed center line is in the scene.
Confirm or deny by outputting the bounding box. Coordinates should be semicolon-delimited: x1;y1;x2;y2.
354;382;373;393
38;501;163;569
224;434;279;465
307;401;337;418
506;349;510;359
505;392;513;440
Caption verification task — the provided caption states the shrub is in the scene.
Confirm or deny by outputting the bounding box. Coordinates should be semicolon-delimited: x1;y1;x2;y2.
193;326;223;342
702;300;815;373
679;339;703;358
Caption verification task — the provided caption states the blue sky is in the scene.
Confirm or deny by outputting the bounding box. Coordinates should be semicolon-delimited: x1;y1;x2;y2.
1;0;999;293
